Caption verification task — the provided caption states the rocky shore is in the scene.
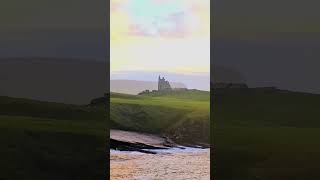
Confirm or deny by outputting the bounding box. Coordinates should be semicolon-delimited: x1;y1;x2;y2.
110;129;179;154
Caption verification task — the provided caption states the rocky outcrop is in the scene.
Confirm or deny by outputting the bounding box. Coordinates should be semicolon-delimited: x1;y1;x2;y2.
110;139;167;154
110;129;179;154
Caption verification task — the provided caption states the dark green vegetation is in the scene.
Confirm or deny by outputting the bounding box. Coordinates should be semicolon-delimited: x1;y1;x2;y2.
110;90;210;146
0;96;107;180
213;88;320;180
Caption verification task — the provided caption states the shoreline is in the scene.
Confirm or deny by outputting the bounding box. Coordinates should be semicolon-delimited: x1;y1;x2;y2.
110;129;210;153
110;145;210;179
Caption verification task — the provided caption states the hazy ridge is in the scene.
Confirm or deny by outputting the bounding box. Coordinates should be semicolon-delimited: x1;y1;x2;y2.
111;80;186;95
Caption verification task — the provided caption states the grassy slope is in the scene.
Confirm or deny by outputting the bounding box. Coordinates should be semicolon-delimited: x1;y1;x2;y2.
213;88;320;180
6;88;318;179
110;90;210;145
0;96;107;180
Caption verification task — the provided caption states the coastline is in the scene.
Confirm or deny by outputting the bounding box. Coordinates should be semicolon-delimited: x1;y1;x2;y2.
110;129;209;153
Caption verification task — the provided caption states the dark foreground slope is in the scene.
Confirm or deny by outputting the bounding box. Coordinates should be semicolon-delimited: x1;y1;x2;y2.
213;88;320;180
0;96;107;180
110;90;210;146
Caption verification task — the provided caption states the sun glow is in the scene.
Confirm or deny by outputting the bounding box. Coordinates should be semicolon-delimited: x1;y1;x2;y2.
111;0;210;74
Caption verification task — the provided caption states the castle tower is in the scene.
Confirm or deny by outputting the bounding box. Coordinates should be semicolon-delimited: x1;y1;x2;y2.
158;75;172;91
158;75;161;91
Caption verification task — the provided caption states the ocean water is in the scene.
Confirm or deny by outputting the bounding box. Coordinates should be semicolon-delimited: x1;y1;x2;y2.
110;147;210;180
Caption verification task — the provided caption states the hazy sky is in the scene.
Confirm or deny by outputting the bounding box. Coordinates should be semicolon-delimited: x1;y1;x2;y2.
111;0;210;74
1;0;107;60
213;0;320;93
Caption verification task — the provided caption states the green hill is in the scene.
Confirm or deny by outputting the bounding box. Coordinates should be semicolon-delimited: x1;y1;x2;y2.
110;90;210;145
213;88;320;179
0;96;107;180
6;87;319;179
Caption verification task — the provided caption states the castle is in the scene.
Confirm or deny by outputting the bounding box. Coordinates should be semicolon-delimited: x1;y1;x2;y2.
158;75;172;91
138;76;186;95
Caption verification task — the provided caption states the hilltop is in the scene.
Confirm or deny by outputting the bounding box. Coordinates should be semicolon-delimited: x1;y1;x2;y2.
110;80;186;95
110;90;210;146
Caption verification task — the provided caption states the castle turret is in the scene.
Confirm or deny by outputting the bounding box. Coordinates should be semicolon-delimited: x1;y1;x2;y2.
158;75;161;91
158;75;172;92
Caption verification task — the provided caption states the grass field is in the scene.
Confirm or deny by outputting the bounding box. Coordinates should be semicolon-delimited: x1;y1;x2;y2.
110;90;210;145
213;88;320;179
0;90;209;179
0;96;107;180
4;87;319;179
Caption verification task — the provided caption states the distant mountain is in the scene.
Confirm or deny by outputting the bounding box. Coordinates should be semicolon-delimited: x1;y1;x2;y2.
111;71;209;91
111;80;186;95
111;67;246;92
0;58;107;104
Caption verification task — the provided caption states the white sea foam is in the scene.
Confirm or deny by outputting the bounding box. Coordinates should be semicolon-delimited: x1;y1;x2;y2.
146;147;210;154
110;147;210;155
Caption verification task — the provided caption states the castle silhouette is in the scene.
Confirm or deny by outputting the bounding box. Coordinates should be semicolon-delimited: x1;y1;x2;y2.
158;75;172;91
138;75;188;95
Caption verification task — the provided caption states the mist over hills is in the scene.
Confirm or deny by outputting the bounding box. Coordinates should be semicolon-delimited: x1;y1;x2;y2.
111;71;210;91
111;68;249;93
111;80;186;95
0;58;107;104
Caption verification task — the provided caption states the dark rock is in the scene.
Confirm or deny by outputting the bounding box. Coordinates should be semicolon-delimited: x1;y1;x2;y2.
110;139;168;154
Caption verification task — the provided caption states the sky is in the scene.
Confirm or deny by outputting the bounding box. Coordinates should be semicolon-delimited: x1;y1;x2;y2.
3;0;320;93
110;0;210;74
0;0;108;103
1;0;107;60
213;0;320;93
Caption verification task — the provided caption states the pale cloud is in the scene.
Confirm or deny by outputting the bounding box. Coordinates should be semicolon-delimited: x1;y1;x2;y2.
111;0;210;74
